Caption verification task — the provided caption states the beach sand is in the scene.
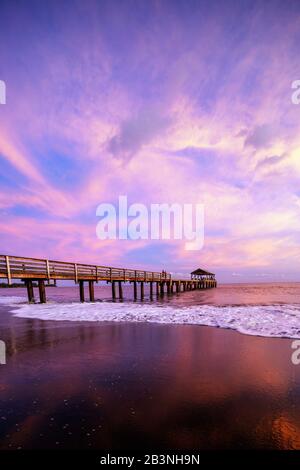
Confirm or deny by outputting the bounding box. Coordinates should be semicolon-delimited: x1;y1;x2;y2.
1;287;300;450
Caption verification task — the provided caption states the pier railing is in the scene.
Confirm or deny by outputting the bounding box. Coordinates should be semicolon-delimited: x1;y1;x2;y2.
0;255;171;284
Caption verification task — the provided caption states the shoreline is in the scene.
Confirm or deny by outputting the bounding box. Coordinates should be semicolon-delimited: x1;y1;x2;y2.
1;291;300;340
0;302;299;450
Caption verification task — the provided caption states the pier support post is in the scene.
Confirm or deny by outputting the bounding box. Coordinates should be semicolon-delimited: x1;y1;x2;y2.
118;281;123;300
38;280;46;303
89;281;95;302
25;280;35;303
176;282;179;293
140;282;144;300
79;280;85;302
112;281;116;300
156;282;159;296
149;282;153;298
133;281;137;300
167;282;171;295
160;282;164;296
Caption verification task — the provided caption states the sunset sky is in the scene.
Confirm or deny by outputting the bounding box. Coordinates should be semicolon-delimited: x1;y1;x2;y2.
0;0;300;282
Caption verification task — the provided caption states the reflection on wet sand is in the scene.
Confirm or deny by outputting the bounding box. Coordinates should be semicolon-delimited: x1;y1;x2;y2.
1;309;300;449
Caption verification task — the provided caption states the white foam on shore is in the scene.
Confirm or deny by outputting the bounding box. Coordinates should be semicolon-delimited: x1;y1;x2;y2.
0;296;27;305
2;296;300;339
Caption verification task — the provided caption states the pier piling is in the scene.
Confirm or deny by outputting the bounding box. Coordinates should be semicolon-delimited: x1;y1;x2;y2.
133;281;137;300
118;281;123;300
112;281;116;300
89;281;95;302
25;280;35;303
149;282;153;298
79;280;85;302
38;280;46;303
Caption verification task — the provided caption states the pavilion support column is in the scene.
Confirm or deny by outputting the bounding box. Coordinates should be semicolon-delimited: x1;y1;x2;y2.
118;281;123;300
38;280;46;303
112;281;116;300
25;280;35;303
79;280;85;302
133;281;137;300
89;281;95;302
140;282;144;300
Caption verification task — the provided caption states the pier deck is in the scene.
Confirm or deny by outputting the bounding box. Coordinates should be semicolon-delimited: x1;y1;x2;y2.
0;255;217;303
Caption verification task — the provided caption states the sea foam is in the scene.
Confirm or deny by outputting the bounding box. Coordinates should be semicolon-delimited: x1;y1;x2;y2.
1;296;300;339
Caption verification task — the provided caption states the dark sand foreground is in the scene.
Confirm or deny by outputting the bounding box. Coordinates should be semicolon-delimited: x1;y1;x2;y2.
1;298;300;450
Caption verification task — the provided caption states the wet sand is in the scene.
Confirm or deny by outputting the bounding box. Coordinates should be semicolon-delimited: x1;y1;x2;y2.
1;301;300;450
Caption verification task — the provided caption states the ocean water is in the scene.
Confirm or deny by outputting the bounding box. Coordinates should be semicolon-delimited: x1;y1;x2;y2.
1;282;300;338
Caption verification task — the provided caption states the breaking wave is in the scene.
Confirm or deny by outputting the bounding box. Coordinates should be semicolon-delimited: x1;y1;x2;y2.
1;296;300;339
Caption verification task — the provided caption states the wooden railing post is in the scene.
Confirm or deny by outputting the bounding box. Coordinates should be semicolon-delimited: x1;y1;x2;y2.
5;255;11;285
46;259;50;281
74;263;78;283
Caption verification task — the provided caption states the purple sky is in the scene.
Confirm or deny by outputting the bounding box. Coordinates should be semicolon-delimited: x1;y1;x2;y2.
0;0;300;282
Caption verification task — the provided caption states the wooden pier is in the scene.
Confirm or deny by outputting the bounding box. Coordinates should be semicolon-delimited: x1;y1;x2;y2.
0;255;217;303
